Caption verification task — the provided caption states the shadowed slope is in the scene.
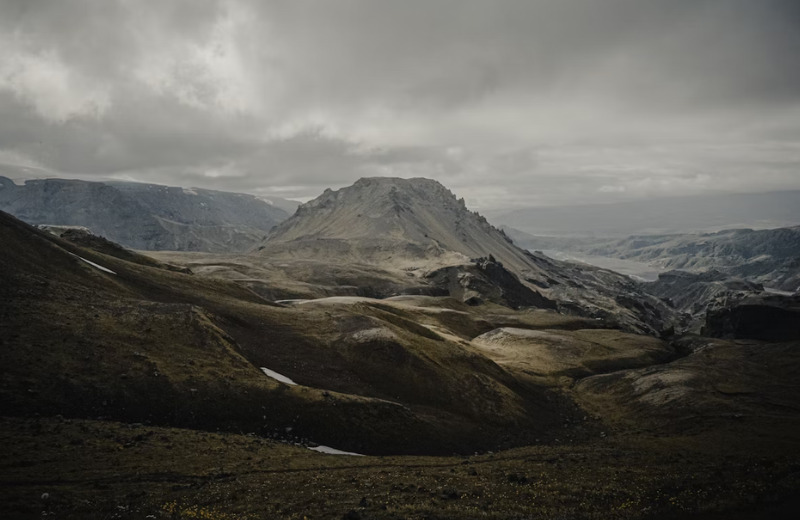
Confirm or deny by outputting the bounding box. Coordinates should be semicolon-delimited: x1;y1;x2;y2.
0;210;588;454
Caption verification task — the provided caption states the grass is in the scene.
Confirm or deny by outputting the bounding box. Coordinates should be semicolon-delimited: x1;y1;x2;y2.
2;417;798;520
2;211;800;518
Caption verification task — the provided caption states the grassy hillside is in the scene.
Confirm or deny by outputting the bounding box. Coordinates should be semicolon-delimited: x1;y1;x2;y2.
3;209;800;518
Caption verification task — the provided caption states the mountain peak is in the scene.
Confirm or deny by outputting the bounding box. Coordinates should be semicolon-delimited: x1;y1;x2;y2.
258;177;529;272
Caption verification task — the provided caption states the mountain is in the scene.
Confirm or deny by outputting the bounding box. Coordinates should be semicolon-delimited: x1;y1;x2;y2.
507;226;800;294
494;190;800;237
0;208;602;455
3;207;800;518
0;176;294;252
257;177;678;335
260;177;533;271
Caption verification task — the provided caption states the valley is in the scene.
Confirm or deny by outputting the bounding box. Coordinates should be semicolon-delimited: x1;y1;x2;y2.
2;178;799;519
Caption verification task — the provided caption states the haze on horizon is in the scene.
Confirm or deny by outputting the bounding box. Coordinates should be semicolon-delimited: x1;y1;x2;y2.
1;0;799;211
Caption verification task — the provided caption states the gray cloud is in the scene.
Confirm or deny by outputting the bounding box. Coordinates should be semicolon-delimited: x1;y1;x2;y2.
0;0;799;208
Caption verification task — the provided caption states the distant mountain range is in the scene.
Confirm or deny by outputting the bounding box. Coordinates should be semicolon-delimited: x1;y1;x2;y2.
494;190;800;237
0;176;297;252
506;226;800;294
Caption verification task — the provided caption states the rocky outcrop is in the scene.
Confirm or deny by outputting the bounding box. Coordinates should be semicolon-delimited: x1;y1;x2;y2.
644;270;763;315
425;257;556;309
703;294;800;341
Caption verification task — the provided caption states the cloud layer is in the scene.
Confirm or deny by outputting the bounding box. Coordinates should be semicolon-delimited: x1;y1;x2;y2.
1;0;799;207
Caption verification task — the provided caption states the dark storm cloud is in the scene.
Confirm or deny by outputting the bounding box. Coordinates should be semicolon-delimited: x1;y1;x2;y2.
0;0;798;207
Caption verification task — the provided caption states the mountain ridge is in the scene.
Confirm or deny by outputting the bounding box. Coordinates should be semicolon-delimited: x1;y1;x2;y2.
0;176;294;252
260;177;531;272
256;176;678;335
506;225;800;293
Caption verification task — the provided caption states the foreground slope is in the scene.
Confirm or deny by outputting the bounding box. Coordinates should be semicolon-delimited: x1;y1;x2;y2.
3;209;800;518
0;209;602;454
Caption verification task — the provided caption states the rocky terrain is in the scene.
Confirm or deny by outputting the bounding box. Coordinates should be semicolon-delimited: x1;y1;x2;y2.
2;177;800;519
506;225;800;334
0;176;293;252
507;226;800;293
252;177;677;336
702;292;800;341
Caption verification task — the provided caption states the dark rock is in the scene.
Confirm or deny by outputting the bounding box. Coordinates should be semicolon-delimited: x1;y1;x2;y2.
703;294;800;341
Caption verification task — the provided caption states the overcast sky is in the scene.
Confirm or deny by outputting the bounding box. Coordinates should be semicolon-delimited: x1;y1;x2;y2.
1;0;799;209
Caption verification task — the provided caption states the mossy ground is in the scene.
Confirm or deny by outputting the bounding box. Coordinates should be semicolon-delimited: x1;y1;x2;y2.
2;417;798;520
2;212;800;518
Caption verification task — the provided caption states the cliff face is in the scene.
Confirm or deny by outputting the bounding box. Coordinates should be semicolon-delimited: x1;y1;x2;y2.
703;294;800;341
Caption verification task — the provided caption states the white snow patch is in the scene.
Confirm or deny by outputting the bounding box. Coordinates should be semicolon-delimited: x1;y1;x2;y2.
259;367;297;386
75;255;116;274
297;296;375;305
182;187;199;195
764;287;795;296
308;445;364;456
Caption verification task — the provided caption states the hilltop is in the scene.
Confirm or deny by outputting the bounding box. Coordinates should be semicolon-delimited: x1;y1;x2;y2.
260;177;533;272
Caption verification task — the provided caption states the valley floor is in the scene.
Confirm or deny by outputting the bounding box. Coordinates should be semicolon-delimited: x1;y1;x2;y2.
2;416;798;520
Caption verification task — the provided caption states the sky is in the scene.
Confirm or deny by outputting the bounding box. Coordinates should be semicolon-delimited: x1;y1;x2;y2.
0;0;799;209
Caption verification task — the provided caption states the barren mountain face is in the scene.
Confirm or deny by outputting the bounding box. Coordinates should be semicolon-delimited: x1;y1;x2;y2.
254;177;678;335
259;177;533;270
0;176;292;252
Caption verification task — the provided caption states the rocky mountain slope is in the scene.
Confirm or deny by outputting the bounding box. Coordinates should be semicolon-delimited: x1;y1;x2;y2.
0;209;600;455
507;226;800;293
644;270;762;315
257;177;678;335
260;177;532;271
0;176;293;252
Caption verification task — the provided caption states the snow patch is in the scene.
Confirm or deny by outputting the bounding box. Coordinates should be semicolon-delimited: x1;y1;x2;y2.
259;367;297;386
74;254;116;275
182;187;199;196
296;296;374;305
308;445;364;456
764;287;795;296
